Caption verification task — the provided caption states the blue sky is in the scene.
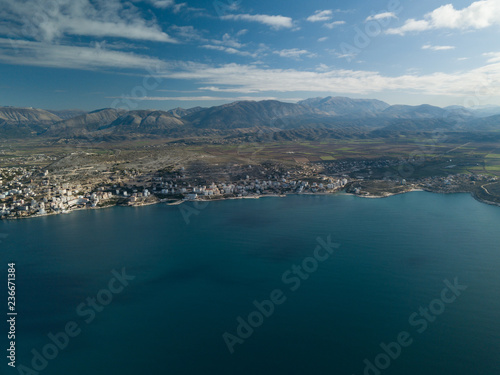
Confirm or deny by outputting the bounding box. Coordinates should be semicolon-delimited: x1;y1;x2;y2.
0;0;499;110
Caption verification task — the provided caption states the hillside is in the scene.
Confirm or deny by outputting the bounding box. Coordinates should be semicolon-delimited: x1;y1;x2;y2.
381;104;446;119
464;114;500;132
2;97;499;141
167;107;205;118
46;108;126;137
0;107;62;136
46;109;87;120
102;110;187;135
299;96;390;116
0;107;62;124
184;100;323;129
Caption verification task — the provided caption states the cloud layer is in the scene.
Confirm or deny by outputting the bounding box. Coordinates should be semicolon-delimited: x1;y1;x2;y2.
1;0;176;43
163;61;500;99
0;38;165;70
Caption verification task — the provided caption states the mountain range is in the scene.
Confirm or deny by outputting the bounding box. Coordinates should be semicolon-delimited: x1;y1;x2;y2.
1;97;499;140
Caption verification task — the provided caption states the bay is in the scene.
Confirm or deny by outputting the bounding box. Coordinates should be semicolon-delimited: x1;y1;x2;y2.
2;192;500;375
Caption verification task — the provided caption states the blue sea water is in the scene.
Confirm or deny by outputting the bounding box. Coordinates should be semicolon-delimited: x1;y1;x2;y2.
2;192;500;375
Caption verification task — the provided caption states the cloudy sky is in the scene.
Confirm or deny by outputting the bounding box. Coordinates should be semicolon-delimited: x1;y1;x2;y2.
0;0;499;110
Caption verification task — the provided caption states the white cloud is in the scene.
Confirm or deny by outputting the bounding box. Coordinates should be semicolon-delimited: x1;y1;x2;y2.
326;48;357;60
108;95;302;102
386;19;431;35
422;44;456;51
169;25;203;42
316;63;331;72
324;21;346;29
170;27;248;52
6;38;500;100
273;48;315;59
214;33;244;49
148;0;174;7
0;38;165;70
197;86;259;93
147;0;187;12
484;52;500;63
158;61;500;100
387;0;500;35
200;32;258;57
405;68;422;75
334;52;357;60
221;14;294;29
201;44;256;58
307;10;333;22
63;19;176;43
365;12;397;22
0;0;177;43
318;37;329;42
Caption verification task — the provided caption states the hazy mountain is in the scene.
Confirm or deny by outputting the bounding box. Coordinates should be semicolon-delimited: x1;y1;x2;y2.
46;109;87;120
299;96;390;116
0;107;61;125
4;98;500;140
184;100;322;129
381;104;446;119
470;106;500;118
443;105;475;118
0;107;62;136
45;108;126;137
167;107;205;118
103;110;187;135
443;105;500;119
464;114;500;131
370;119;453;137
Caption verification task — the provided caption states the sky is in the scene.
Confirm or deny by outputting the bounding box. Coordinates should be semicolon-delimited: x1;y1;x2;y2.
0;0;499;111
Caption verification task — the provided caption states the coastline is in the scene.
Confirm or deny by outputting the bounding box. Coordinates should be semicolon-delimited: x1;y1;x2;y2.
2;201;122;220
471;191;500;208
3;188;499;221
344;188;425;199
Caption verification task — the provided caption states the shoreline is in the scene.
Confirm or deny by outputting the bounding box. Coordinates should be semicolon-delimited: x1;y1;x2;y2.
3;188;499;221
471;191;500;208
343;188;425;199
2;201;123;220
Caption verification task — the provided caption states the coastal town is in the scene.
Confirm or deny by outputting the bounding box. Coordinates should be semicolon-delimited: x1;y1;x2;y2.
0;163;351;219
1;155;498;219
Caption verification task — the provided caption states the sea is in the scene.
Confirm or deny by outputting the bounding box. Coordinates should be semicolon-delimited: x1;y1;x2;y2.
2;191;500;375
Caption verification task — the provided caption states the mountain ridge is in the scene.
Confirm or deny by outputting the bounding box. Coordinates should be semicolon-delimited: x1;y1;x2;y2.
2;98;499;139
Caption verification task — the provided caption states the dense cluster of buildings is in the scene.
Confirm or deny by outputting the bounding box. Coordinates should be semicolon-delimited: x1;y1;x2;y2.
0;160;497;219
0;164;352;219
0;167;108;218
154;177;349;199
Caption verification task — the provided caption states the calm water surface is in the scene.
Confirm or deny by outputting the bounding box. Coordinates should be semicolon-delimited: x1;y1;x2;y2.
2;192;500;375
